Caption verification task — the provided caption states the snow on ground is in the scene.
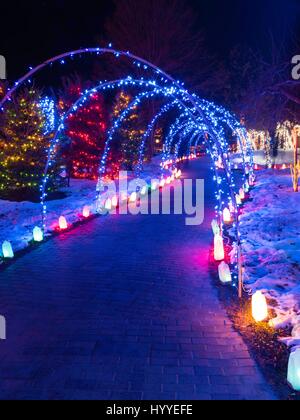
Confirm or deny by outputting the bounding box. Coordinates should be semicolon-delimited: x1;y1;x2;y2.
0;157;167;256
240;168;300;349
232;150;294;166
0;179;98;253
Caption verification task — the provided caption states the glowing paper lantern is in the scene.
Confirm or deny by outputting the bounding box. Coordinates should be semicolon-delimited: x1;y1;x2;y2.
218;262;232;284
82;206;90;218
130;192;137;203
214;234;225;261
33;226;43;242
141;186;148;196
2;241;14;259
223;208;232;224
288;349;300;391
249;175;255;187
120;192;128;202
211;220;220;236
105;198;112;211
239;188;245;200
229;202;235;214
112;195;118;208
59;216;68;230
252;291;268;322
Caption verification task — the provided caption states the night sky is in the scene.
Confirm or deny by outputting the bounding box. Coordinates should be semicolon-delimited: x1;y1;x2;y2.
1;0;300;80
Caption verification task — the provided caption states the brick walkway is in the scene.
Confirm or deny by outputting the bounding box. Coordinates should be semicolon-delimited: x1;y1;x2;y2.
0;159;276;400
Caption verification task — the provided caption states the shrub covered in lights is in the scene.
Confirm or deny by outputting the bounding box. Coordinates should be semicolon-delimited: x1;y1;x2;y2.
111;91;145;172
0;88;56;198
59;79;107;180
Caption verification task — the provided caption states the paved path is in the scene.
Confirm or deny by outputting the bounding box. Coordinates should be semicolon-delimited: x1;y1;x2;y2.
0;158;276;400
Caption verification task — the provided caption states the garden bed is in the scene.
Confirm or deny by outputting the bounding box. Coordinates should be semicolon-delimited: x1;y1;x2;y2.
211;167;300;400
211;259;298;400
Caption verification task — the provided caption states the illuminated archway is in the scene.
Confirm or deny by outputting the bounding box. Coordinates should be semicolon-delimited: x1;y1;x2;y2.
1;47;254;293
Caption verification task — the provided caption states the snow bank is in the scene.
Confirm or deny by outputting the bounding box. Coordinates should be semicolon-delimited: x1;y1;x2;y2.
0;179;98;253
240;169;300;349
0;157;167;256
232;150;294;166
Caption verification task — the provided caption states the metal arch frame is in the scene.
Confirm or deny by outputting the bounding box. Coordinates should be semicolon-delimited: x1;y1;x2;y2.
0;46;251;175
40;78;187;228
161;116;225;218
1;47;254;297
42;77;232;222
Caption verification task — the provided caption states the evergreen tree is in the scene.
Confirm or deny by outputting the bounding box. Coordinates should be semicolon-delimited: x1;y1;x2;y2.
112;91;144;172
0;88;50;196
59;78;107;180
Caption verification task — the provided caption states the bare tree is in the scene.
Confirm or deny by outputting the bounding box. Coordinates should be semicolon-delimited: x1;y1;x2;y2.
93;0;219;159
224;43;298;132
101;0;213;91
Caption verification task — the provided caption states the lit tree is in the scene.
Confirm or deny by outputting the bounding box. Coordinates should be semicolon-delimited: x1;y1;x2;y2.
0;88;51;196
59;77;107;180
0;81;6;100
112;91;144;171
